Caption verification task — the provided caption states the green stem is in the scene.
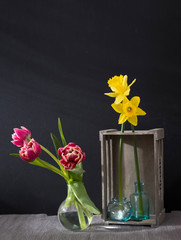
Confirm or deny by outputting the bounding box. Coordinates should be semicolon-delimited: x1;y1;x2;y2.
40;144;69;179
37;158;68;180
131;124;144;215
40;144;60;166
74;200;87;230
119;123;125;202
131;125;141;186
80;204;92;224
65;184;75;207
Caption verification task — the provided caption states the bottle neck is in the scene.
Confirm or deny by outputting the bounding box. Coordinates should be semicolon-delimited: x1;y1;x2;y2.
135;182;144;193
65;184;75;207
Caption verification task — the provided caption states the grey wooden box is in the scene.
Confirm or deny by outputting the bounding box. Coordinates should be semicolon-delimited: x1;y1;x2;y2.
99;128;165;227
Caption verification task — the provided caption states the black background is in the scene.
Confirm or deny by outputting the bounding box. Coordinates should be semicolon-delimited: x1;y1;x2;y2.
0;0;181;214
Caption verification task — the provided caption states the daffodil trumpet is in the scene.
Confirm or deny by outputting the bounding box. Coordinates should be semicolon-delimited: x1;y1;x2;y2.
104;75;136;105
111;96;146;126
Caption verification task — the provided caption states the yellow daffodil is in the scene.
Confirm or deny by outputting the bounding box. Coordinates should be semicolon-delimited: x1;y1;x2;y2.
104;75;136;104
112;96;146;126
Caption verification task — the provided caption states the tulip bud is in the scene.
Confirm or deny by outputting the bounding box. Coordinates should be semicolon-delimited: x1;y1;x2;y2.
19;139;41;162
11;126;31;147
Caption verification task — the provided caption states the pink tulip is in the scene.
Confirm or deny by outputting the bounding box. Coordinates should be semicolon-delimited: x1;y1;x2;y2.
19;139;41;162
11;126;31;147
58;142;85;170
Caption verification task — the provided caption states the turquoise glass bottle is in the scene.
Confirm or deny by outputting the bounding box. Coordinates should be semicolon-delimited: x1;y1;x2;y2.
130;182;149;221
107;197;133;222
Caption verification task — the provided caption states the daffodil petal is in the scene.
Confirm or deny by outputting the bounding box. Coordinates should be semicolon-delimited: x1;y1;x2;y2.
137;107;146;116
115;95;124;104
131;96;140;107
118;114;128;124
111;103;123;113
122;75;128;88
124;89;130;96
128;116;138;126
128;78;136;88
123;97;129;104
110;86;117;92
104;92;118;97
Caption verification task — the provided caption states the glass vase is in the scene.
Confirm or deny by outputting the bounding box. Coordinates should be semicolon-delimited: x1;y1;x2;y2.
130;182;149;221
57;185;93;231
107;197;133;222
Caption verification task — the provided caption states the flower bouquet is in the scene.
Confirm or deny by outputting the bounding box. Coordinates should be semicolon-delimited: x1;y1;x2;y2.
11;118;100;231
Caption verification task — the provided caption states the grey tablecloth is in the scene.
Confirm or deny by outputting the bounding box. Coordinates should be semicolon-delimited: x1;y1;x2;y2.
0;212;181;240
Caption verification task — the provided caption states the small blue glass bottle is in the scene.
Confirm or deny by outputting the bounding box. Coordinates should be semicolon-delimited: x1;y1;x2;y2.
107;198;118;218
107;197;133;222
130;182;149;221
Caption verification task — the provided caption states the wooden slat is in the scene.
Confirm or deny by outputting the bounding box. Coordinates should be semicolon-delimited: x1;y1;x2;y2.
100;132;107;220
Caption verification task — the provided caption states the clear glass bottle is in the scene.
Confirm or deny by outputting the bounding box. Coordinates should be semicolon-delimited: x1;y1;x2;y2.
57;185;93;231
130;182;149;221
58;200;92;231
107;197;133;222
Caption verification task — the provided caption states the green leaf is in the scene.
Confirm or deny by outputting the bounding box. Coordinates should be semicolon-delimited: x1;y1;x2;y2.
10;153;21;158
73;161;83;173
69;168;85;175
28;158;51;169
68;162;85;181
10;153;63;176
50;133;62;159
10;153;49;169
70;181;101;215
68;162;85;182
58;118;67;147
68;171;83;182
31;158;65;178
